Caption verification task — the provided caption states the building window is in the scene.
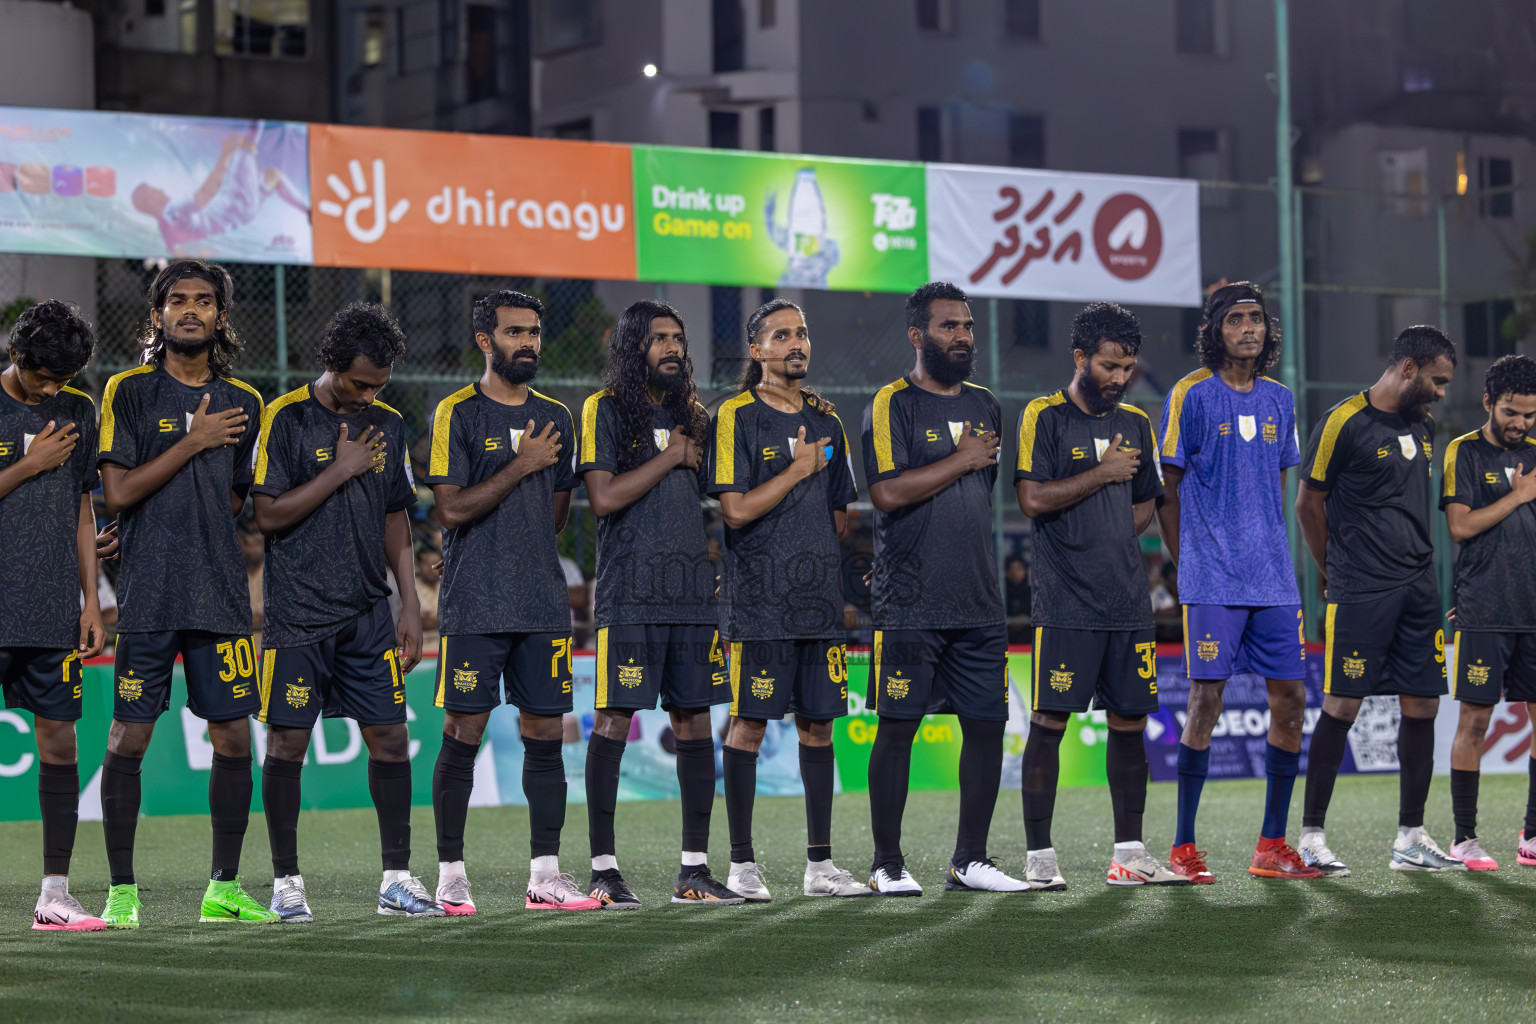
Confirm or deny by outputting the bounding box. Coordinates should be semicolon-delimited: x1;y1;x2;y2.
1004;0;1039;39
465;3;496;102
363;8;385;66
711;286;744;386
713;0;745;73
1175;0;1227;57
1179;128;1231;207
1480;156;1514;218
760;0;776;28
917;0;954;32
758;106;776;152
395;7;407;72
146;0;165;17
1463;300;1518;358
1012;300;1048;348
217;0;309;58
917;106;944;162
1008;113;1045;168
710;110;741;150
534;0;599;55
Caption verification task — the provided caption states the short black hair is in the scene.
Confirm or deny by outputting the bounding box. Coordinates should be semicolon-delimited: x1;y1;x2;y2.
472;290;545;338
905;281;969;333
317;302;407;371
8;299;95;376
1486;353;1536;402
143;259;242;377
1388;325;1457;369
1070;301;1142;358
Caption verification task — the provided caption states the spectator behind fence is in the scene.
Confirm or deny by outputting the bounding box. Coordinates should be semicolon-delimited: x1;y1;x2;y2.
1005;555;1032;644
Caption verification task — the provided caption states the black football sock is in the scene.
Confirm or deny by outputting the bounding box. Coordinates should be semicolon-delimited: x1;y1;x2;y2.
1022;723;1064;851
800;742;835;862
38;761;79;877
368;757;413;871
1526;758;1536;839
432;735;479;863
208;752;252;881
1106;728;1149;845
1302;711;1352;829
520;738;566;859
585;733;625;860
954;717;1004;866
101;750;142;886
675;737;716;856
723;744;758;863
867;716;919;871
1397;714;1435;830
1450;767;1480;845
262;756;303;876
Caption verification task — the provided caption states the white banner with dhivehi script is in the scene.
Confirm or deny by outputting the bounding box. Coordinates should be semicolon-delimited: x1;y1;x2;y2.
926;164;1201;308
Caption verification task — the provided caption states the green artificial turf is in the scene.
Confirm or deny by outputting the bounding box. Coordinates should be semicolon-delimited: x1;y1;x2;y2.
3;775;1535;1022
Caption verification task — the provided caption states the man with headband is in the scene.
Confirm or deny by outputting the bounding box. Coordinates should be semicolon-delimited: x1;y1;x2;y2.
1157;282;1319;883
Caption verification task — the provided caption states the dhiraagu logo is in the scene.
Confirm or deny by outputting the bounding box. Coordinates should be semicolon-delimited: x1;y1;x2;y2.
317;158;410;244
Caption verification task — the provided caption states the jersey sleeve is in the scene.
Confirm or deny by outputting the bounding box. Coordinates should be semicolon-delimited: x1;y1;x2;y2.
1159;383;1202;470
1131;413;1164;504
705;402;753;496
577;393;618;475
426;398;472;487
251;405;297;498
828;412;858;509
232;389;263;490
1014;401;1057;482
386;417;417;513
1279;391;1302;471
1440;436;1476;509
1301;412;1349;491
862;387;911;485
97;377;140;470
553;403;577;494
73;397;100;494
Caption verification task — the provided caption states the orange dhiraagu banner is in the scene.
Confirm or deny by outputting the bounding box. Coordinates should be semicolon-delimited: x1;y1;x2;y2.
308;124;636;279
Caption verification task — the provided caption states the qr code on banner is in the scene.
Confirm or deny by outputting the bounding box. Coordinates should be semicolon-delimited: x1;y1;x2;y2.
1346;695;1401;772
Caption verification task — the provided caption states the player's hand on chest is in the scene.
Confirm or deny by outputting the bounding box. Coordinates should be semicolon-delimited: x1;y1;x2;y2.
481;414;563;474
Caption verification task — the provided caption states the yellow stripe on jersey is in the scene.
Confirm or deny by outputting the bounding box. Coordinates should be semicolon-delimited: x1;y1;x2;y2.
1442;430;1479;498
595;627;609;708
429;384;477;480
1322;604;1338;695
254;385;310;487
258;651;275;722
372;398;402;419
1032;627;1043;710
580;391;606;466
97;365;155;453
1449;630;1461;700
59;385;94;405
1309;393;1370;484
1159;369;1212;459
713;391;756;487
872;631;884;713
1016;392;1066;473
223;375;266;418
870;377;910;474
434;637;449;708
728;641;743;716
528;387;571;425
1183;606;1191;678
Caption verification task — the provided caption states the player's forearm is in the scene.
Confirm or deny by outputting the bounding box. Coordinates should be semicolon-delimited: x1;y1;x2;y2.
100;438;203;513
384;511;419;614
0;460;41;502
1133;498;1157;535
719;465;811;528
1296;488;1329;576
868;454;972;512
1016;465;1112;518
1447;494;1524;543
433;461;534;529
75;494;100;611
585;455;677;518
194;150;233;209
252;465;352;533
1156;469;1182;563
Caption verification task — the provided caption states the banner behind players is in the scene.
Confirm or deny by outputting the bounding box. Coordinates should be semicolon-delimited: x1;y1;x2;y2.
925;164;1202;308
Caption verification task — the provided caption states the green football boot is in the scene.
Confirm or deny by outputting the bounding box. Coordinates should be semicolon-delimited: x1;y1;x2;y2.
199;878;279;923
101;883;142;929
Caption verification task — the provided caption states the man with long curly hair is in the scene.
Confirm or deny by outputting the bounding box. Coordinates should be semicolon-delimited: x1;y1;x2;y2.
576;299;739;907
1155;281;1318;883
94;259;274;927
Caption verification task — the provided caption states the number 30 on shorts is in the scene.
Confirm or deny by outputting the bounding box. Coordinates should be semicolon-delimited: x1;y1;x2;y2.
827;644;848;700
1136;642;1157;694
216;638;255;698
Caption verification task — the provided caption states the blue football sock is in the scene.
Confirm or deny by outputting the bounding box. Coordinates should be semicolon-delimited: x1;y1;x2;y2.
1174;742;1209;848
1262;742;1300;840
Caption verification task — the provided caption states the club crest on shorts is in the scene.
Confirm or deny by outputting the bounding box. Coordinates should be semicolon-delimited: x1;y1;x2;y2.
885;672;910;700
1342;652;1367;679
1397;434;1417;460
453;664;478;692
618;659;644;689
1049;664;1073;693
1467;660;1491;687
1238;415;1257;442
948;421;965;445
1197;635;1220;662
116;672;142;701
286;681;311;707
1093;438;1110;462
653;428;670;452
509;428;524;453
750;674;775;699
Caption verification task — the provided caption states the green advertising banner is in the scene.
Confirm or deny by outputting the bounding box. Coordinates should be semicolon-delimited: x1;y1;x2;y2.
0;651;1121;823
633;145;928;292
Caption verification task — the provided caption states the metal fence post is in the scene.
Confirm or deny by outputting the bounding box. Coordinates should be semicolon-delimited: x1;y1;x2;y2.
1434;199;1454;609
274;264;289;395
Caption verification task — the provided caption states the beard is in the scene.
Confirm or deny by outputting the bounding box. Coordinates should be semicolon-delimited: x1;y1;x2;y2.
919;333;974;386
492;344;539;386
648;357;688;395
1495;418;1531;448
1077;371;1124;415
162;327;213;359
781;354;808;381
1399;376;1436;422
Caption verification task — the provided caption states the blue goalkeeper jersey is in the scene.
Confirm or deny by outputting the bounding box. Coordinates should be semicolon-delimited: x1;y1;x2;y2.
1159;369;1301;607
